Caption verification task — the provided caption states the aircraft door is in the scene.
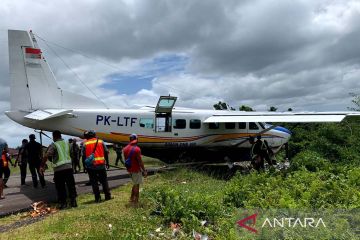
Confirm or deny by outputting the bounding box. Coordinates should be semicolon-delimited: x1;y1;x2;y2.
155;96;177;132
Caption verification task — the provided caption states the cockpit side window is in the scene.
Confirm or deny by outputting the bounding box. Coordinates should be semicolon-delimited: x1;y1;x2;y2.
139;118;154;129
190;119;201;129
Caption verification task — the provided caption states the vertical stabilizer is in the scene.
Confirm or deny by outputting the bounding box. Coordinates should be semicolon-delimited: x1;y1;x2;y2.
8;29;105;110
8;30;34;111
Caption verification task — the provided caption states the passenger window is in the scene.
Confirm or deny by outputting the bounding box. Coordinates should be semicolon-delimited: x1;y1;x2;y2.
238;122;246;129
190;119;201;129
225;122;235;129
249;122;259;130
209;122;219;129
173;119;186;129
139;118;154;128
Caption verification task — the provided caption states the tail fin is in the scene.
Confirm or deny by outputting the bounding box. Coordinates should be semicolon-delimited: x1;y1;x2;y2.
8;29;105;111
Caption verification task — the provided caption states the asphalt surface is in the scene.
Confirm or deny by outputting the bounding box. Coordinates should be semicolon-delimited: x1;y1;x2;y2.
0;167;161;217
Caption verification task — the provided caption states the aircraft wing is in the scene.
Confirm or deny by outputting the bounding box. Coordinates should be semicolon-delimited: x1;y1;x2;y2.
24;109;73;121
204;112;360;123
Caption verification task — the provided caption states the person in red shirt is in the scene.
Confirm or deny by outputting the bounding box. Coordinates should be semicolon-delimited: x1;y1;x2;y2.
123;134;147;204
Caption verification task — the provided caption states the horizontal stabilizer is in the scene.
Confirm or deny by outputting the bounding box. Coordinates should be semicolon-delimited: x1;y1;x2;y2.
24;109;73;121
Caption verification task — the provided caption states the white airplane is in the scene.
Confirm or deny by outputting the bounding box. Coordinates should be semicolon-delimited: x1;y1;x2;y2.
5;30;360;163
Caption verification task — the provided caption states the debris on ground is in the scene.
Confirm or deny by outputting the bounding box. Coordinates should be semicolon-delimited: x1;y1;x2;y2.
170;222;182;237
200;220;207;226
193;229;208;240
29;201;57;218
0;202;58;233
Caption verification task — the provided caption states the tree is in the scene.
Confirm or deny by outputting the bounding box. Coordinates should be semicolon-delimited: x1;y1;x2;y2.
269;106;277;112
239;105;254;111
288;108;293;111
213;101;228;110
348;93;360;111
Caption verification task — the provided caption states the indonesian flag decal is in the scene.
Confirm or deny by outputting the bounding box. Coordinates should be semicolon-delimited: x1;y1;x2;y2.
25;47;42;59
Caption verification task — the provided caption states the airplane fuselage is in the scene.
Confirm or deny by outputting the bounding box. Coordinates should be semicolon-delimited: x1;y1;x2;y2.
6;30;360;163
6;108;291;162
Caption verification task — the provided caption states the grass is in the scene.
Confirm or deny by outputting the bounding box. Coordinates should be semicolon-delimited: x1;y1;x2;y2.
0;169;223;240
0;183;154;239
1;164;359;239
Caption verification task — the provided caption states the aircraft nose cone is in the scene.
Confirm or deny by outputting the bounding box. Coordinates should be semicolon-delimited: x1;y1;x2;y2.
274;126;292;144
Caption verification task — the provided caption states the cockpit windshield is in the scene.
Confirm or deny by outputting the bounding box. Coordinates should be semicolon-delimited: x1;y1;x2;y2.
263;122;273;129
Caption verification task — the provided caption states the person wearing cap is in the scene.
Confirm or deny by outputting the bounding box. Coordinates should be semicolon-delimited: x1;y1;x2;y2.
0;138;8;199
123;134;147;204
82;130;111;202
40;130;77;209
25;134;46;188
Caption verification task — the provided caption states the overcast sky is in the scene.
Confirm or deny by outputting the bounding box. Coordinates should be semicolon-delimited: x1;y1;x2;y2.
1;0;360;147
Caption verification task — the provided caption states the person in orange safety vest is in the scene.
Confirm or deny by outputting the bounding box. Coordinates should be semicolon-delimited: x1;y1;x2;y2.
82;130;111;202
0;138;9;199
1;150;14;188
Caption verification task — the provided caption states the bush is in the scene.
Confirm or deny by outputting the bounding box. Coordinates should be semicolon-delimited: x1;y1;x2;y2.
151;187;222;225
223;166;360;209
285;121;360;164
143;170;227;233
290;150;330;172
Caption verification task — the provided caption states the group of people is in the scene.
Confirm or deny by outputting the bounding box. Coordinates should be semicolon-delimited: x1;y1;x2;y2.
17;134;46;187
1;134;45;197
0;131;147;208
249;135;274;170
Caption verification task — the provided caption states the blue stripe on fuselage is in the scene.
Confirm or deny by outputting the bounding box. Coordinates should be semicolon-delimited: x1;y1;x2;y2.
274;126;292;135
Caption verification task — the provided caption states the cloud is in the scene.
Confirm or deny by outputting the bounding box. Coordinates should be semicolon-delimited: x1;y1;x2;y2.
1;0;360;146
